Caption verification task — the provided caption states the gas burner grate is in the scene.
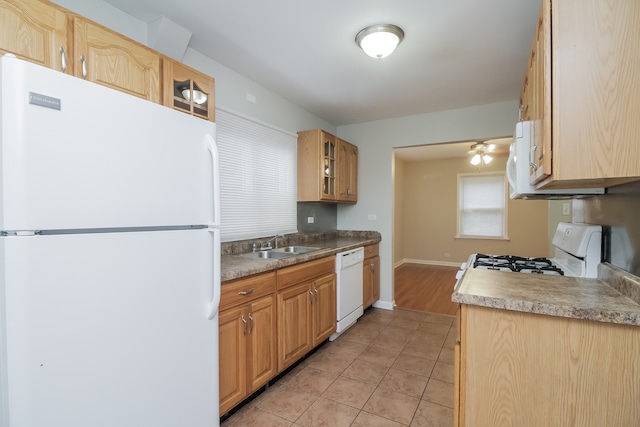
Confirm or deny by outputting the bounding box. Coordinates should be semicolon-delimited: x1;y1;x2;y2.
473;254;564;275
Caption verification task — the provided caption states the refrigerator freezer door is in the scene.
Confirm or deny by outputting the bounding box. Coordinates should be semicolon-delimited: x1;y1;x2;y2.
0;229;220;427
0;56;218;231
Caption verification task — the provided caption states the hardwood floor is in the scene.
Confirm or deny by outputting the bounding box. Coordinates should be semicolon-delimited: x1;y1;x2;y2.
394;263;459;315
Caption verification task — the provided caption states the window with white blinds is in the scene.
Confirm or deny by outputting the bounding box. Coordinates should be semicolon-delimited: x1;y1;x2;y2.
457;172;508;239
216;107;298;242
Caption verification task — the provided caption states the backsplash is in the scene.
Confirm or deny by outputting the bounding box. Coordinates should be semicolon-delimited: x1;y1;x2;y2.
296;202;337;233
573;181;640;277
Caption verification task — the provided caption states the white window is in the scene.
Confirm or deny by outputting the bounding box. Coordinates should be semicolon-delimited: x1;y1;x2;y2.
457;172;508;239
216;107;298;242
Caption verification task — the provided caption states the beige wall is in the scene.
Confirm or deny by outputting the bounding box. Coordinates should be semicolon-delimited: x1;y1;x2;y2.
396;153;550;265
393;152;406;264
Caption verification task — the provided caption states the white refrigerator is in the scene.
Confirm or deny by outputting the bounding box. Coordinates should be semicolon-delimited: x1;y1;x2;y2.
0;55;221;426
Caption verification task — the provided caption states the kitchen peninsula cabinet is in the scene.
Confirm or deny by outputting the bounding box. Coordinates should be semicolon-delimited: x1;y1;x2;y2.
297;129;358;203
276;256;336;371
0;0;68;72
219;272;277;415
520;0;640;189
162;58;215;122
455;304;640;426
363;243;380;309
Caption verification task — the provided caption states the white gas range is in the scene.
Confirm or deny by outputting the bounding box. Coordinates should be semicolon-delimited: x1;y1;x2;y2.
455;222;603;288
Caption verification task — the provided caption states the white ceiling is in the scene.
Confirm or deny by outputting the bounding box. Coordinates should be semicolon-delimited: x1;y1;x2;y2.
394;136;513;162
102;0;539;127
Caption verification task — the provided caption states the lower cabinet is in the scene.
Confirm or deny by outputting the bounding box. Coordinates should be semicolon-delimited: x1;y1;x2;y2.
455;304;640;426
363;244;380;309
276;256;336;372
219;273;277;415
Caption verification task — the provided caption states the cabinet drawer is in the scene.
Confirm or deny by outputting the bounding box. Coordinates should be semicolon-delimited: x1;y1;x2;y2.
364;243;379;259
277;256;334;290
221;271;276;310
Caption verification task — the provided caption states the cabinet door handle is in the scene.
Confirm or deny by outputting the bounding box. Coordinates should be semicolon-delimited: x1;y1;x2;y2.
238;288;254;296
314;287;319;300
309;290;314;303
80;54;87;79
248;313;254;333
241;315;247;336
59;46;66;73
529;145;538;171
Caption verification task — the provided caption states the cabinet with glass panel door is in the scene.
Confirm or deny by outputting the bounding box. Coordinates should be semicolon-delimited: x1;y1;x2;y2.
162;58;215;122
297;129;357;203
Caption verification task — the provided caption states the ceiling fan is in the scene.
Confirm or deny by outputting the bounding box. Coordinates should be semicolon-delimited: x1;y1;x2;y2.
468;141;496;166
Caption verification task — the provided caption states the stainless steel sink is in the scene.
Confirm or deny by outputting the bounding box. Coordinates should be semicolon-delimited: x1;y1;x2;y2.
275;246;323;254
240;246;323;260
242;250;295;260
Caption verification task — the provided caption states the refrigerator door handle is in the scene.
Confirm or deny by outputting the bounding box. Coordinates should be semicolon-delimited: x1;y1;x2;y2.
206;134;221;228
207;227;221;320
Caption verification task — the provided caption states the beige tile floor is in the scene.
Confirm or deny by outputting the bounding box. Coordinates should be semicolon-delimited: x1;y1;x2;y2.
221;307;456;427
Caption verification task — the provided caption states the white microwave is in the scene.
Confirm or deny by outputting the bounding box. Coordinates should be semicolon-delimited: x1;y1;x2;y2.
506;121;604;199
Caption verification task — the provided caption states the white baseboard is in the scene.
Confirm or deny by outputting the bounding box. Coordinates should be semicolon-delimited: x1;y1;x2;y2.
395;258;462;268
371;300;394;311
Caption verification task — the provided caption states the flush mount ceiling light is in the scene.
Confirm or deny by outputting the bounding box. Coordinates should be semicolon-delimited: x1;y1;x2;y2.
469;142;495;166
181;87;208;105
356;24;404;59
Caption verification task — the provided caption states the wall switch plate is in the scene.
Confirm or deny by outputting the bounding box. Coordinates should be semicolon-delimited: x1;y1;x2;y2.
307;216;314;224
562;202;570;215
368;214;377;221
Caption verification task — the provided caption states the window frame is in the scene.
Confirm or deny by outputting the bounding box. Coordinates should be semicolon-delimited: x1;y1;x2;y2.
456;171;509;240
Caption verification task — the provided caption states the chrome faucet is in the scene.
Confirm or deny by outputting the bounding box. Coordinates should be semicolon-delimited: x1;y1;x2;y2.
259;234;283;250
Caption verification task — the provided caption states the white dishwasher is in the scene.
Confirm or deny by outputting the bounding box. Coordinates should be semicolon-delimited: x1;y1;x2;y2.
330;247;364;341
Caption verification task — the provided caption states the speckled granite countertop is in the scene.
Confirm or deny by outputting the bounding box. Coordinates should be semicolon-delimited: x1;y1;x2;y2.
221;230;381;282
452;263;640;326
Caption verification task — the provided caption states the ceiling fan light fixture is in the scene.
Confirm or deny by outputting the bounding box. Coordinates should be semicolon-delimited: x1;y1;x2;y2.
356;24;404;59
469;141;494;167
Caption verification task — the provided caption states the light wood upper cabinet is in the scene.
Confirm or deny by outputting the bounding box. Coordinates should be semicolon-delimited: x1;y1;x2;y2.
162;58;215;122
522;0;640;189
72;17;160;102
337;138;358;203
455;304;640;426
0;0;68;72
297;129;358;203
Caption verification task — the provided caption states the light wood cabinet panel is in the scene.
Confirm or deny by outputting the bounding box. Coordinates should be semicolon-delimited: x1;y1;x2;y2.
336;138;358;203
72;17;160;102
277;256;336;371
297;129;358;203
311;273;336;346
456;304;640;426
522;0;640;189
219;273;277;416
277;282;312;372
0;0;68;72
363;244;380;309
218;306;246;415
276;256;334;290
161;57;215;122
246;295;277;392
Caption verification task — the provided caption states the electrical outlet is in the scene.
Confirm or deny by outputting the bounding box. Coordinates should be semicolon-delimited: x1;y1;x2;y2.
307;216;314;224
444;253;451;258
368;214;377;221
